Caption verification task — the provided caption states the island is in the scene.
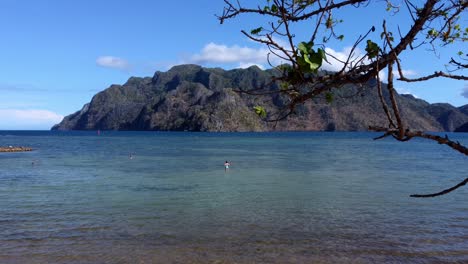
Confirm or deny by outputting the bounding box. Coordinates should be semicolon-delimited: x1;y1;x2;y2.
52;64;468;132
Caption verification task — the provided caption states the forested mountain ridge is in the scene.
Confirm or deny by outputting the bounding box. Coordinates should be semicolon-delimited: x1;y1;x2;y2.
52;64;468;132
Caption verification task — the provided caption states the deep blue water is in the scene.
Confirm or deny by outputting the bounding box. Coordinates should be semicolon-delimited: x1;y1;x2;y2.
0;131;467;263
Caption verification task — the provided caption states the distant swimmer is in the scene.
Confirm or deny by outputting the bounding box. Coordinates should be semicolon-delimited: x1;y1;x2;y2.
224;161;231;172
129;153;134;160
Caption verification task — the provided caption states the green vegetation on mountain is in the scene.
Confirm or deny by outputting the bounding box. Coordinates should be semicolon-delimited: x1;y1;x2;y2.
52;65;468;132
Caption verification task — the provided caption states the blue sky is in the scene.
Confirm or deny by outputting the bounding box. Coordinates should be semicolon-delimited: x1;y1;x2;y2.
1;0;466;130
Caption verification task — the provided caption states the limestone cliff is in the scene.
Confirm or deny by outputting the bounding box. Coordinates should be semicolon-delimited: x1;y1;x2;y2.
52;64;468;132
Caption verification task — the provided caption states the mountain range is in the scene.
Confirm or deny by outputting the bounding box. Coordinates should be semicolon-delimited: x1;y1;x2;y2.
52;64;468;132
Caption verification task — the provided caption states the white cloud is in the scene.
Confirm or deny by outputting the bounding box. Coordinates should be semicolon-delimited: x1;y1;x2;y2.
395;87;419;98
323;47;388;81
322;47;367;72
188;42;284;68
189;44;375;71
394;69;417;78
96;56;131;70
0;109;63;130
462;84;468;99
185;43;420;79
238;62;265;69
322;47;417;81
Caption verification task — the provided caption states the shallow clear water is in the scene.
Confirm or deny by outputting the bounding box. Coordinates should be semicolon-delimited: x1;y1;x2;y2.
0;131;467;263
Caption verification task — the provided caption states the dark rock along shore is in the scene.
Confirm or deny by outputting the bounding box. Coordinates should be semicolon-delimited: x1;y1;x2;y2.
52;64;468;132
0;146;33;152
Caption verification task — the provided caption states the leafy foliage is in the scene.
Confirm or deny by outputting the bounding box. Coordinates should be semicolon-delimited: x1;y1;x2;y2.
365;40;379;59
219;0;468;196
253;106;267;118
297;41;327;73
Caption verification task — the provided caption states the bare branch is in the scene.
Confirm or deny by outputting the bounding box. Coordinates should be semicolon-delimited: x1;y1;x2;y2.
382;20;404;136
219;0;370;24
398;71;468;82
289;0;369;22
369;126;468;156
375;59;396;128
373;131;392;140
369;126;468;197
449;57;468;69
410;178;468;198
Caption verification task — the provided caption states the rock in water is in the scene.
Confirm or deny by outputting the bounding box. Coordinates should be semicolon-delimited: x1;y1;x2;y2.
0;146;33;152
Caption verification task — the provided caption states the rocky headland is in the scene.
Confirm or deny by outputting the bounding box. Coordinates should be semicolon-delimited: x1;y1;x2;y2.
52;64;468;132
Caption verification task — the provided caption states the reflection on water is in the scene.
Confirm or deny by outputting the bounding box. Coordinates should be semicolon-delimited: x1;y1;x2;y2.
0;131;467;263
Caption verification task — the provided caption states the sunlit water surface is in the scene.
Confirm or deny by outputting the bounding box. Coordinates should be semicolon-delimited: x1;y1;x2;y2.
0;131;467;263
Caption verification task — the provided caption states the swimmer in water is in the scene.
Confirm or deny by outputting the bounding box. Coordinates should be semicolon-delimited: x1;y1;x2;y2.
224;161;230;172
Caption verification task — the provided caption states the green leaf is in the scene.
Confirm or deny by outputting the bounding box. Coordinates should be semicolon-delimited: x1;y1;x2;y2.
317;48;328;62
325;92;333;104
297;41;324;73
271;4;278;13
306;52;322;72
251;27;263;35
297;42;309;54
280;82;289;90
365;40;379;59
296;57;310;72
253;106;267;118
428;28;438;37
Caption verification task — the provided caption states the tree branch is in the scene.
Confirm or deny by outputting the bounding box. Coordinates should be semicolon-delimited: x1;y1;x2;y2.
369;126;468;156
398;71;468;82
375;53;396;128
410;178;468;198
370;126;468;197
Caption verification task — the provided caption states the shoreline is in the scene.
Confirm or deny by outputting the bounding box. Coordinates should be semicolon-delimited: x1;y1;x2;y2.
0;146;33;152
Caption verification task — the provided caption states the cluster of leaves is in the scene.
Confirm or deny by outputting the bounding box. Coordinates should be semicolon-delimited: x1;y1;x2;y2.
263;0;279;13
253;106;267;118
426;7;468;44
297;41;327;73
365;40;379;59
427;26;468;43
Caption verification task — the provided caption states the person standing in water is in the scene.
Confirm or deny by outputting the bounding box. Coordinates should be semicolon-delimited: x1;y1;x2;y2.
224;161;231;172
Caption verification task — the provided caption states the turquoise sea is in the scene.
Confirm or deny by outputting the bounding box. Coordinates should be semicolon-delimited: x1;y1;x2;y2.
0;131;467;263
